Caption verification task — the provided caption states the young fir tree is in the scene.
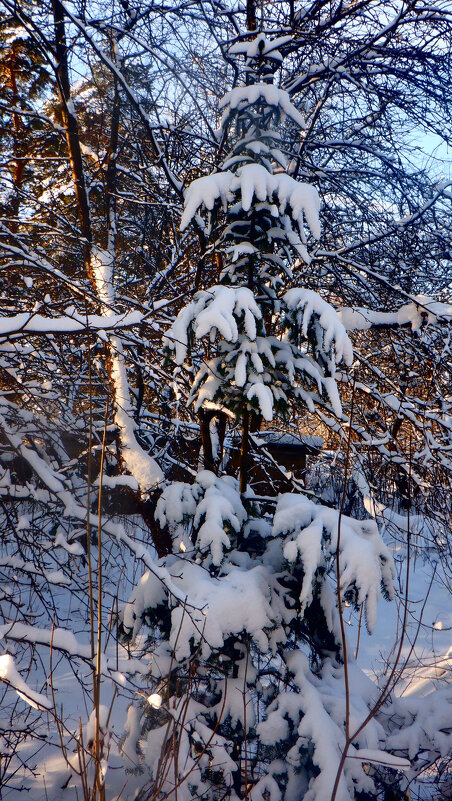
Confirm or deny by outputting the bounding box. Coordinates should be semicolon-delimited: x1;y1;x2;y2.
122;34;409;801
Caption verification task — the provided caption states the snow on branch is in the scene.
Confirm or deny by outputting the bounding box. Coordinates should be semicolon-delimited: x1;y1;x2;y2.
0;309;144;339
229;33;293;62
0;653;51;711
0;623;148;692
180;171;234;231
0;556;70;587
349;749;410;771
285;288;354;366
273;493;395;633
165;285;354;421
270;652;407;801
180;165;321;249
155;470;247;567
339;296;452;332
219;83;306;129
164;284;261;364
164;285;282;420
124;558;279;661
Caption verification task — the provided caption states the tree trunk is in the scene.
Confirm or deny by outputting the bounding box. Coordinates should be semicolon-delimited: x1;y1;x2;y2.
239;405;250;494
52;0;92;275
246;0;257;32
51;2;170;555
7;45;27;235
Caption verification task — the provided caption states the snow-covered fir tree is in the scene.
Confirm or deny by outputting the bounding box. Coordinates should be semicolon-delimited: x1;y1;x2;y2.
120;33;447;801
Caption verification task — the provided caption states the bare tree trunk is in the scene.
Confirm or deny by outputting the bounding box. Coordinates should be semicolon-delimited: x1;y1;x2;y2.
246;0;256;32
51;2;169;555
199;409;216;473
52;0;93;276
7;44;27;234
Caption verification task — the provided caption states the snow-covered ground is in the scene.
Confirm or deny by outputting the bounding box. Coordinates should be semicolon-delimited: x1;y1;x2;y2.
0;523;449;800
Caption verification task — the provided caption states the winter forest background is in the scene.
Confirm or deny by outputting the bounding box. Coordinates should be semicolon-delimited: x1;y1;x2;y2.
0;1;451;800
